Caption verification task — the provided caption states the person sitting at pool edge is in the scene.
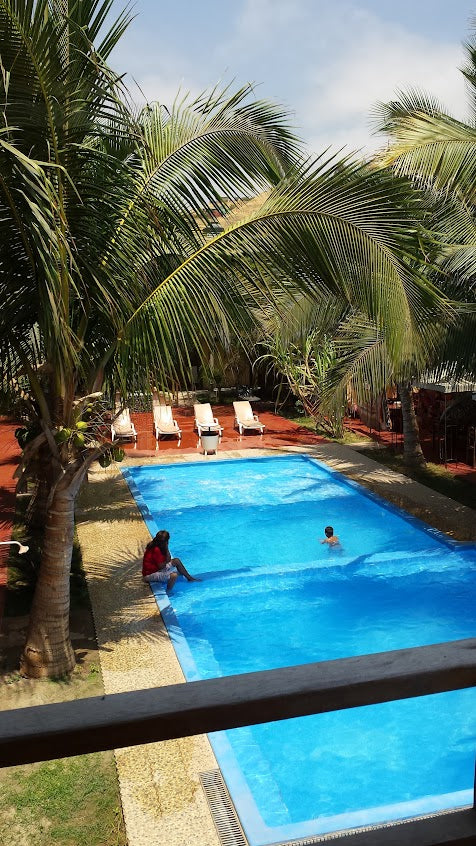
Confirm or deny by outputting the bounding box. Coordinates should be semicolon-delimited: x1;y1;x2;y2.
320;526;340;546
142;529;199;592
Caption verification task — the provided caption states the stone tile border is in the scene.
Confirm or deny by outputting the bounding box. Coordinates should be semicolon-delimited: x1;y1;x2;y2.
76;444;475;846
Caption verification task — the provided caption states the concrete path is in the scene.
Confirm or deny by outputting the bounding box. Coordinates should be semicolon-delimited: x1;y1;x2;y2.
77;459;222;846
76;444;475;846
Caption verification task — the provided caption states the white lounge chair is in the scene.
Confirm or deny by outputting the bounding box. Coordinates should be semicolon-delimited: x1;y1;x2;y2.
153;404;181;441
194;403;223;438
233;400;265;435
111;409;137;442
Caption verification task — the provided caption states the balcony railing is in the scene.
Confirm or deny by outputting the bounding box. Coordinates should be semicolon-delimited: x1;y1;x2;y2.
1;638;476;845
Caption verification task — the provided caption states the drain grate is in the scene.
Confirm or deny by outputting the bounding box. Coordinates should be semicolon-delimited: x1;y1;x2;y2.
200;768;383;846
201;770;470;846
200;768;342;846
200;769;248;846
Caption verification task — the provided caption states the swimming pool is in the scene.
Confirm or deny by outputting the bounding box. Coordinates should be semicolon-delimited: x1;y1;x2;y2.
124;454;476;844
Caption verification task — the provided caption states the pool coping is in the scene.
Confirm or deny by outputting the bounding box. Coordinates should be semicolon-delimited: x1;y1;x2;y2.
122;452;475;845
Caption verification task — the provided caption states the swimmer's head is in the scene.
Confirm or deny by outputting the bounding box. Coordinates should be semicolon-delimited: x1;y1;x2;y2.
324;526;334;538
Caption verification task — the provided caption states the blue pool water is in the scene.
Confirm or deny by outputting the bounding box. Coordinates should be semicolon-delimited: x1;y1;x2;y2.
124;455;476;844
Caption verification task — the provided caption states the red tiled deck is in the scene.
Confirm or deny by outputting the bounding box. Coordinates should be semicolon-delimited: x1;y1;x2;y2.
121;404;325;457
0;419;21;630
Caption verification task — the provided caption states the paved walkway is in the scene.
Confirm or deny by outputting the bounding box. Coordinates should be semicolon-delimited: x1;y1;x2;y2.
76;442;475;846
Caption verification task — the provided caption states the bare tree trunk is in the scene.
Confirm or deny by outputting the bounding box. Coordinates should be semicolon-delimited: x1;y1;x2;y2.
21;484;76;678
398;382;426;467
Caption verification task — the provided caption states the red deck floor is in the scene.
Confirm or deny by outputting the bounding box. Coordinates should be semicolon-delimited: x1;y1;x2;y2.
122;407;476;483
121;405;325;457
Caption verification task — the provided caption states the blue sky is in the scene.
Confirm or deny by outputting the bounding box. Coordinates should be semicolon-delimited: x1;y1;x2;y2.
110;0;475;155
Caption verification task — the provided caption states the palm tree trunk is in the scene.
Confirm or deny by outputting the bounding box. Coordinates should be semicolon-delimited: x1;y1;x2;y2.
398;382;426;466
25;445;56;531
21;484;76;678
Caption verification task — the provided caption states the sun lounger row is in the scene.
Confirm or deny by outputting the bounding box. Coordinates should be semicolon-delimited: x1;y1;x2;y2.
195;401;265;438
110;401;265;443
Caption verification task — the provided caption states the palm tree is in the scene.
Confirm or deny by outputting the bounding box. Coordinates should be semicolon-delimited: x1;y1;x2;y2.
0;1;449;677
0;0;299;676
257;293;347;435
374;27;476;384
322;312;430;465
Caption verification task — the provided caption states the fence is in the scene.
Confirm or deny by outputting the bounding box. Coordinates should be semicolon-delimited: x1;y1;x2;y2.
1;638;475;845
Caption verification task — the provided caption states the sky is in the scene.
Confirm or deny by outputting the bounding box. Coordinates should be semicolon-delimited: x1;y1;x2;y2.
109;0;475;157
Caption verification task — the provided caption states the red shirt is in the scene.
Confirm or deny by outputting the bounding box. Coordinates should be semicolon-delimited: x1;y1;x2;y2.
142;545;167;577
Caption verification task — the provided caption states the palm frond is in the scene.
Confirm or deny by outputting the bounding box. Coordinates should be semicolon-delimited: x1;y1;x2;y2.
376;109;476;201
120;154;449;394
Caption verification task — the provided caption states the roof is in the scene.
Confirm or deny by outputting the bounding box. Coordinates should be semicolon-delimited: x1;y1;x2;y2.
417;379;476;394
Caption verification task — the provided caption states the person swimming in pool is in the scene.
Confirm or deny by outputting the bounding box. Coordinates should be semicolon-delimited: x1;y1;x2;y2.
320;526;340;546
142;529;200;591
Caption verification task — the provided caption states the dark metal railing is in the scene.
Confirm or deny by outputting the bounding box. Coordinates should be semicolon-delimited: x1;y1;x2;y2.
1;638;475;845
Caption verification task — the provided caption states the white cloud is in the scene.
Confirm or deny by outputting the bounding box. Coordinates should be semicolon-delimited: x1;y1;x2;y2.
298;10;468;156
217;1;468;156
111;26;204;108
111;0;470;156
218;0;305;55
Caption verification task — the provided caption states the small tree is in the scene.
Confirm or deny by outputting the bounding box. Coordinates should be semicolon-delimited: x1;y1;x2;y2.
259;331;345;436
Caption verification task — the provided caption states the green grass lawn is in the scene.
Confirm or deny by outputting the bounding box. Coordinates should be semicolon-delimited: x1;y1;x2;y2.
282;412;475;510
0;753;126;846
1;500;127;846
